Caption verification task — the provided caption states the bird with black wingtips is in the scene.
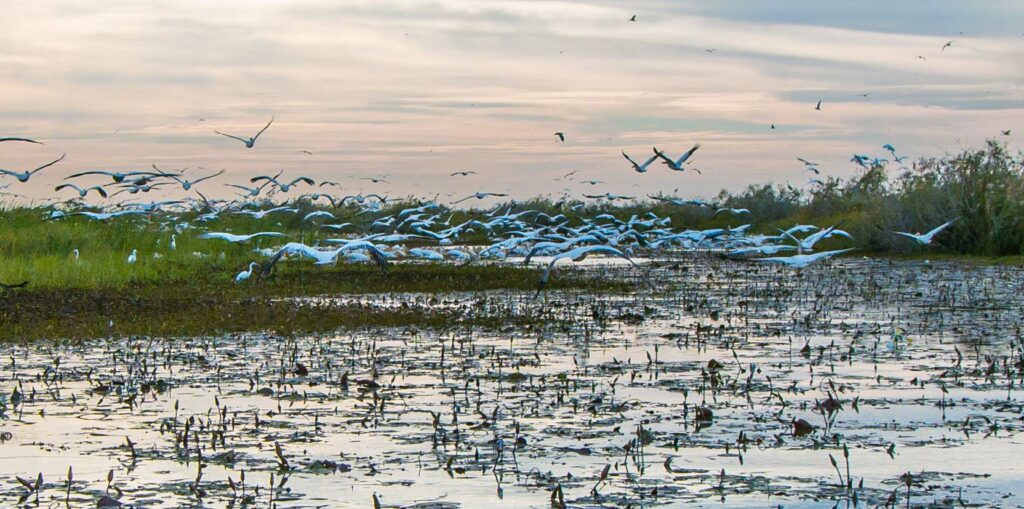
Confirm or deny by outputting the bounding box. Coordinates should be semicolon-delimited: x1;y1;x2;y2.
215;116;274;148
0;154;65;183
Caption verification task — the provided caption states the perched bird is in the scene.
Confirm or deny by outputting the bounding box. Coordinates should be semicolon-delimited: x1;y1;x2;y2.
215;117;274;148
622;150;658;173
0;154;65;182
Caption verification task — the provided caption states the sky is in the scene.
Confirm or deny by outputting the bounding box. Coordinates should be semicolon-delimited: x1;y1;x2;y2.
1;0;1022;206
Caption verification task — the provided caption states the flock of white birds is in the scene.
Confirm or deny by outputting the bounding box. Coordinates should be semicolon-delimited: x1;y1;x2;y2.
1;130;955;294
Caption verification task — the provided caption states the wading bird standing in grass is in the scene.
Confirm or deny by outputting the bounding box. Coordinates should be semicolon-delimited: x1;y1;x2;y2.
215;117;274;148
622;150;658;173
0;154;65;182
885;220;956;245
536;245;638;297
235;262;259;283
127;249;138;264
170;235;177;251
755;248;855;268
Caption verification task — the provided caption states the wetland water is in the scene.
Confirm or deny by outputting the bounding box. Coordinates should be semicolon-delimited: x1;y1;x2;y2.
1;256;1022;508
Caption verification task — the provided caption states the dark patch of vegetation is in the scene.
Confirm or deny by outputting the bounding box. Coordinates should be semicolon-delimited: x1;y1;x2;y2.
0;263;624;341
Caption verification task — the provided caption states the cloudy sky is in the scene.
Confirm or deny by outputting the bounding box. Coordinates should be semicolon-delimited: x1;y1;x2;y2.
1;0;1022;205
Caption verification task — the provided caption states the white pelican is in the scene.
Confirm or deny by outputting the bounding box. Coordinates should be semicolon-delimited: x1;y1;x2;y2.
888;220;955;245
199;232;286;243
756;248;853;268
215;117;274;148
537;245;638;297
55;183;108;198
653;145;701;173
622;151;658;173
0;154;65;182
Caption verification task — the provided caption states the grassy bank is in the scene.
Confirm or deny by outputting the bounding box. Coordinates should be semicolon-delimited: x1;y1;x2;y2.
0;262;625;341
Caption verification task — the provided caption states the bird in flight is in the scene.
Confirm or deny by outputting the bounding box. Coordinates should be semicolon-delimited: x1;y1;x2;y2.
168;169;225;191
0;154;65;183
653;145;701;172
1002;130;1012;136
622;150;658;173
66;169;166;183
200;231;287;243
450;170;478;177
361;177;389;184
535;245;637;297
941;40;954;52
451;192;508;204
815;100;822;111
883;220;956;245
215;117;274;148
0;137;41;144
554;132;565;142
55;183;108;198
915;55;927;61
756;248;855;269
252;172;315;192
629;14;637;22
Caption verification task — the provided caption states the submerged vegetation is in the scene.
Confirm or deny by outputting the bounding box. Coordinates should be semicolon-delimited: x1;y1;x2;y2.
1;257;1022;507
